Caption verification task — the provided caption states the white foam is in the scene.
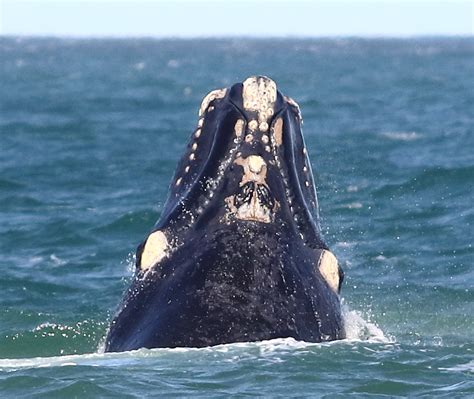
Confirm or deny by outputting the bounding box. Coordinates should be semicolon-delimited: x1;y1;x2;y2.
50;254;66;266
346;185;359;192
0;338;338;371
0;351;134;371
125;251;136;274
167;59;180;68
341;202;363;209
439;360;474;373
133;62;146;71
380;131;421;141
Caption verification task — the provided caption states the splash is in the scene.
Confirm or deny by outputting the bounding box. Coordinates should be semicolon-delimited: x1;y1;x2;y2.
342;305;391;343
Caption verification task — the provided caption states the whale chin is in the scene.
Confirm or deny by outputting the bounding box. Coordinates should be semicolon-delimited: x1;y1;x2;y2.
104;76;345;352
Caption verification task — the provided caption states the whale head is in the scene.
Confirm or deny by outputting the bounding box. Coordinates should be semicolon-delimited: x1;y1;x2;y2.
105;77;345;351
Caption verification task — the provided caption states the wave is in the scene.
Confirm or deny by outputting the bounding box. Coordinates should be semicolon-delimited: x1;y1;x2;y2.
380;131;422;141
0;178;24;190
439;360;474;373
0;195;44;209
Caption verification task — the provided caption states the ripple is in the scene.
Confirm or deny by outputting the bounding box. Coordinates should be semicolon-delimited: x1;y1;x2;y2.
92;209;158;236
0;178;24;190
374;165;474;196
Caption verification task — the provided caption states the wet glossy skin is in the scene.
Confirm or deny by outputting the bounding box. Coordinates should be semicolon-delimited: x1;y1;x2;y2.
105;77;344;351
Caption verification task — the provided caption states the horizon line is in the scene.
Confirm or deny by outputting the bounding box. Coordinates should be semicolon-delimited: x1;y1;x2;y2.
2;33;473;40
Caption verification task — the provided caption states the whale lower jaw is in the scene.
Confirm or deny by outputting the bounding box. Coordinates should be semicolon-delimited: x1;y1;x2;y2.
105;225;345;352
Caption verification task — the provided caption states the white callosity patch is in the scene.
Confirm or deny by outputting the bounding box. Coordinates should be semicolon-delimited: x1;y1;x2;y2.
236;155;267;186
140;230;169;271
317;250;340;292
234;119;245;137
284;95;302;121
198;88;227;117
272;117;284;146
248;119;258;131
242;76;277;128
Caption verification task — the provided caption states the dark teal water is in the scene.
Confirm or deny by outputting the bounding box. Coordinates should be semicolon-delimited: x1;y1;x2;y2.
1;37;473;397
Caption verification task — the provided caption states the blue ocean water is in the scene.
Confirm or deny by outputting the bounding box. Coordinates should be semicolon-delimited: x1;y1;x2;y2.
0;37;473;397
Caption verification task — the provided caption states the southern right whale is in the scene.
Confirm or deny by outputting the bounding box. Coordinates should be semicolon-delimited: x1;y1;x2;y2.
105;76;345;351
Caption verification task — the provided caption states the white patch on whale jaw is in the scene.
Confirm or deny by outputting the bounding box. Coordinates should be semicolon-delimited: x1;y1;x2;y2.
242;76;277;127
139;230;169;271
224;155;279;224
198;88;227;117
317;250;341;293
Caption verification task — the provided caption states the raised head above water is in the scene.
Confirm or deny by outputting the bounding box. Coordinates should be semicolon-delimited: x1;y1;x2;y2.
105;76;345;351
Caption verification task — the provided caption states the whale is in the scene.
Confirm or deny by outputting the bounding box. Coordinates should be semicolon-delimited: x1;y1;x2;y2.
104;76;345;351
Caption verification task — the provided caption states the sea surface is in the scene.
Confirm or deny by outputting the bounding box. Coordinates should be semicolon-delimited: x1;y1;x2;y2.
0;37;473;397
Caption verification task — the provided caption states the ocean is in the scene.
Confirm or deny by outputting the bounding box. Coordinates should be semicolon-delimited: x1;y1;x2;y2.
0;37;473;397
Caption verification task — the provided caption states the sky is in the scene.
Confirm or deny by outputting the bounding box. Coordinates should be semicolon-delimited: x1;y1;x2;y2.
1;0;473;37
